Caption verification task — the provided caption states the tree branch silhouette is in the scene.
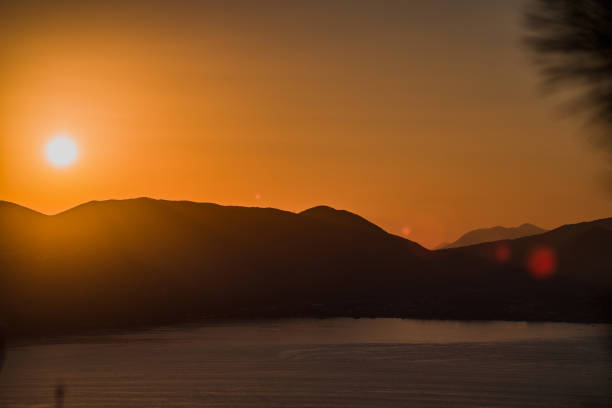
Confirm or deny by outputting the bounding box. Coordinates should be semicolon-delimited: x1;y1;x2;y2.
524;0;612;154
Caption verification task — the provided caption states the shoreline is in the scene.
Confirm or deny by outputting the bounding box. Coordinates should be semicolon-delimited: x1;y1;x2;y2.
5;311;611;348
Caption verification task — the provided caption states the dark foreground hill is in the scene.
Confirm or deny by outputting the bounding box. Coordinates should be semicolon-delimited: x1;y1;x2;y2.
0;198;611;336
440;223;547;248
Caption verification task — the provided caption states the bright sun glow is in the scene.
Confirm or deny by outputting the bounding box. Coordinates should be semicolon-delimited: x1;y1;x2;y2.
45;135;78;168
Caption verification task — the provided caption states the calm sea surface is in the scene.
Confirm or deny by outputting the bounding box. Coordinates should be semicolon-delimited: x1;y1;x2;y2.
1;318;611;407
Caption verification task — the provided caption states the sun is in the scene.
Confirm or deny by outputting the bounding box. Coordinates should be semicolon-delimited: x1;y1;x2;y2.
45;135;78;168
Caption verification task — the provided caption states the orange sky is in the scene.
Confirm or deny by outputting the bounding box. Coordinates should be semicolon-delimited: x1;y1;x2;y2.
1;0;611;248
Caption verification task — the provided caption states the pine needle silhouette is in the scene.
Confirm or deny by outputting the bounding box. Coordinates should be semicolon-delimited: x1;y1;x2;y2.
524;0;612;152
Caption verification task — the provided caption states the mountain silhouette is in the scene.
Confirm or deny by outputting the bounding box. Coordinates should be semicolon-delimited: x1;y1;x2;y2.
441;223;547;249
0;198;610;337
299;205;387;234
436;217;612;284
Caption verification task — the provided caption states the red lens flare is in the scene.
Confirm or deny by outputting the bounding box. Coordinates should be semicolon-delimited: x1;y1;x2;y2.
495;243;511;262
526;246;557;279
401;226;411;236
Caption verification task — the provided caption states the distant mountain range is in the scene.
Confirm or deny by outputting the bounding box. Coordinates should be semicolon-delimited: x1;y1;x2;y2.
438;223;548;249
1;198;610;337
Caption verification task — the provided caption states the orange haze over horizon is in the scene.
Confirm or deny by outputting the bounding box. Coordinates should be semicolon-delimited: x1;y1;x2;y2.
1;0;611;249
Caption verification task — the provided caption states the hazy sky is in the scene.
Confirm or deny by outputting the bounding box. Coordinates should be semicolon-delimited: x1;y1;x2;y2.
1;0;611;248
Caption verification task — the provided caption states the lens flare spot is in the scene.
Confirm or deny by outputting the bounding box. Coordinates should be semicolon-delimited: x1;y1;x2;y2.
495;243;511;262
527;246;557;279
402;226;411;236
255;193;262;200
